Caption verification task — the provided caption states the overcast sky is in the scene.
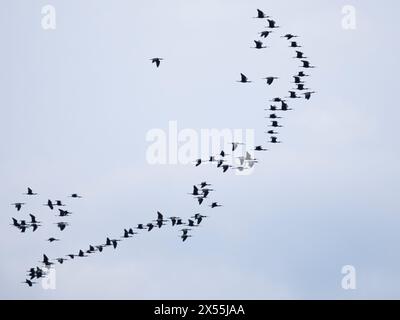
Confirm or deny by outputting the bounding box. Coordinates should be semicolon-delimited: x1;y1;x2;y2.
1;0;399;299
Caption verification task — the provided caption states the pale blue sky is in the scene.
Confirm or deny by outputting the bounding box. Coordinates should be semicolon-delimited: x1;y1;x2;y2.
0;0;399;299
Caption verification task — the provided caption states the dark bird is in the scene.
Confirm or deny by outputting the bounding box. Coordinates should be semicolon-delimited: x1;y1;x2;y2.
11;218;20;228
194;159;202;167
263;77;278;85
151;58;163;68
78;250;88;257
24;188;37;196
189;185;200;196
111;239;121;249
253;40;267;49
193;214;208;225
266;113;282;119
267;105;277;111
280;101;292;111
47;237;60;243
294;84;309;91
169;216;180;226
199;182;211;188
266;19;279;28
293;76;304;84
55;258;66;264
303;91;316;100
87;245;96;253
282;34;298;40
222;165;232;173
29;214;40;224
42;254;53;267
210;202;222;208
54;200;65;207
270;97;285;102
122;229;132;238
270;121;283;128
11;202;25;211
202;188;213;198
136;224;145;230
287;91;301;99
55;222;68;231
270;136;282;144
18;220;27;233
216;159;225;168
238;73;252;83
297;71;309;77
254;146;268;151
154;211;167;228
23;279;35;287
181;234;192;242
70;193;82;198
147;223;154;232
289;41;301;48
58;209;72;217
187;219;199;228
255;9;269;19
294;51;307;59
231;142;244;151
301;60;315;69
44;200;54;210
259;30;272;38
67;254;76;259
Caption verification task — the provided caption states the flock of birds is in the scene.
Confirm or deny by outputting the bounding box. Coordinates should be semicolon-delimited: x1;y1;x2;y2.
11;188;81;236
16;9;314;288
17;182;221;287
189;9;316;174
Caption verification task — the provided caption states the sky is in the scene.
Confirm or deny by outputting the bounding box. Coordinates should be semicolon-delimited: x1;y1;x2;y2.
0;0;399;299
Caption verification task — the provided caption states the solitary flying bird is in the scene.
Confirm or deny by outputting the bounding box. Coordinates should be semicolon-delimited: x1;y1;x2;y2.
263;77;278;85
238;73;252;83
24;188;37;196
151;58;163;68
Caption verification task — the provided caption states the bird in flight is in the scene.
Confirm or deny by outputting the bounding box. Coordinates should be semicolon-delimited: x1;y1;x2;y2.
44;200;54;210
303;91;316;100
282;34;298;40
254;9;269;19
151;58;163;68
300;60;316;69
24;188;37;196
253;40;267;49
11;202;25;211
266;19;279;29
263;77;279;85
259;30;272;38
238;73;252;83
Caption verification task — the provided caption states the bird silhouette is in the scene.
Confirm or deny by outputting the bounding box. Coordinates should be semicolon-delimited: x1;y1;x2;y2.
238;73;252;83
24;188;37;196
151;58;163;68
263;77;279;85
254;9;269;19
11;202;25;211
